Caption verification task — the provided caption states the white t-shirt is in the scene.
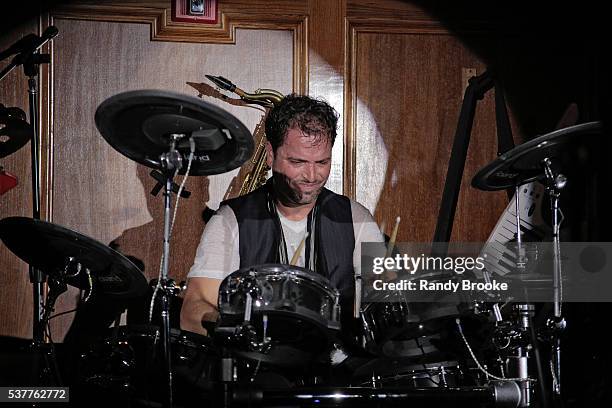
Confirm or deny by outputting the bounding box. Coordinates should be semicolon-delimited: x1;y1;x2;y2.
187;199;384;281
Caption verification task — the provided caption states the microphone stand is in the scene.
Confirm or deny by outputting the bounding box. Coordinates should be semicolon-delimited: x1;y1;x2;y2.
25;52;50;346
0;33;54;347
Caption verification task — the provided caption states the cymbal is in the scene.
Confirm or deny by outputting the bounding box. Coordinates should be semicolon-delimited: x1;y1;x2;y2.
94;90;254;176
0;105;31;159
472;121;602;191
0;217;148;299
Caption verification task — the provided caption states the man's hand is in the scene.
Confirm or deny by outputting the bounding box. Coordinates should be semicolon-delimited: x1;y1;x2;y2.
180;277;222;336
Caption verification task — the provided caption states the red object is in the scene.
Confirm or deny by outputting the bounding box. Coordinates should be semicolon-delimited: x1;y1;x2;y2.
171;0;218;24
0;169;18;195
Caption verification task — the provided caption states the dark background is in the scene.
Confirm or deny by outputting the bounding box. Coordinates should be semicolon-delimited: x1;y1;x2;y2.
414;2;611;407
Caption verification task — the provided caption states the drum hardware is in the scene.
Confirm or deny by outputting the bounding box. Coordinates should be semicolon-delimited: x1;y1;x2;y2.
0;217;149;389
149;134;193;408
220;350;235;408
145;278;186;329
216;264;342;369
149;169;192;198
93;89;253;408
455;317;529;408
41;257;95;336
505;185;534;407
352;357;468;389
0;217;149;300
480;273;504;323
94;90;254;177
1;26;58;352
149;278;186;296
471;120;603;407
358;289;465;359
158;144;196;334
229;382;522;407
470;121;602;192
493;305;536;408
215;270;272;357
79;325;221;405
541;156;566;397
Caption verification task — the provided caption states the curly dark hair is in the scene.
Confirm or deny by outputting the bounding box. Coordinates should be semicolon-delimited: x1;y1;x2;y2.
265;94;339;151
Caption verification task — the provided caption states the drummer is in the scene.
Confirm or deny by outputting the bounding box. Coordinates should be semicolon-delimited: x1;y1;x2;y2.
180;94;384;335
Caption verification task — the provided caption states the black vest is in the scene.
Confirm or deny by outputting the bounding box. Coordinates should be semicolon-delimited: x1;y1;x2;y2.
222;180;356;303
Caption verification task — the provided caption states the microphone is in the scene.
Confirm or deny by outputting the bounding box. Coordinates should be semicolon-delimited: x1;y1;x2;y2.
41;26;60;41
8;26;59;65
25;26;59;56
0;27;58;61
0;33;39;60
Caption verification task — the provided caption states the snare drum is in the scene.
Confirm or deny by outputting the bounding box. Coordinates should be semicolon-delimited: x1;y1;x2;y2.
217;264;341;366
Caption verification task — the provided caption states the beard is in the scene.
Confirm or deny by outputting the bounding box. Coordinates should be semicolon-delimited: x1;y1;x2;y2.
272;171;323;207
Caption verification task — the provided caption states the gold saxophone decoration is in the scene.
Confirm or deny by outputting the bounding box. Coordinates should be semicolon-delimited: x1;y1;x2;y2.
187;76;284;200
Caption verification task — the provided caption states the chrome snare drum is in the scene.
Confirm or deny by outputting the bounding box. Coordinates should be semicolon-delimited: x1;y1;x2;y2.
216;264;341;366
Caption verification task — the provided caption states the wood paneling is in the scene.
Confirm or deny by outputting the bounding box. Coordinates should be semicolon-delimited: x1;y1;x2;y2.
1;0;526;341
346;24;507;243
52;0;309;93
308;0;346;193
47;19;294;339
0;19;38;339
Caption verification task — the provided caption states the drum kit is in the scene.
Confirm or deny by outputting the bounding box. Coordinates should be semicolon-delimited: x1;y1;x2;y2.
0;82;603;407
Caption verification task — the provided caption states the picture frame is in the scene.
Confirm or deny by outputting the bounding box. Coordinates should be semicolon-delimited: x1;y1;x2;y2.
171;0;218;24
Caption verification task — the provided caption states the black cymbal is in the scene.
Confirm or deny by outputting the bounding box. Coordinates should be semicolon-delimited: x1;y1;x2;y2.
0;105;31;159
472;121;602;191
0;217;148;299
94;90;254;176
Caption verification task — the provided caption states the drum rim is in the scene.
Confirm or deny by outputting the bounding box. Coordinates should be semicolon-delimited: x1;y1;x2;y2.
220;263;341;298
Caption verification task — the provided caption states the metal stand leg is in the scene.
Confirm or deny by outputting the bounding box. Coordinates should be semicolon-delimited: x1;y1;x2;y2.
0;26;57;392
25;60;46;346
542;157;567;397
160;176;174;408
155;138;185;408
220;352;235;408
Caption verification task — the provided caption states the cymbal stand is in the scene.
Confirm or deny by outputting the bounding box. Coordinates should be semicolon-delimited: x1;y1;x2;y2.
504;187;533;407
542;157;567;397
35;266;68;387
155;135;185;408
490;183;552;408
32;257;90;387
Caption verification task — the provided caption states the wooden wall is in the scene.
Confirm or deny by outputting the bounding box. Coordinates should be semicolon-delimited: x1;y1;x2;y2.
1;0;513;339
0;19;39;340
